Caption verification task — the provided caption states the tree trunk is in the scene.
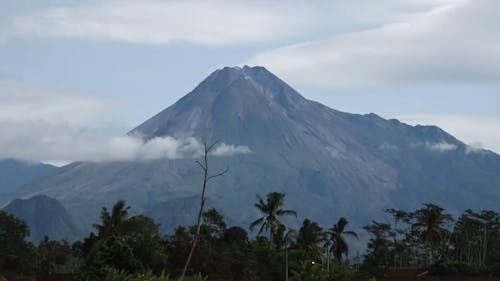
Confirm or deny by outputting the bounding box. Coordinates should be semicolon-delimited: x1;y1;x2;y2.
326;249;330;273
178;142;228;281
285;245;289;281
178;161;209;281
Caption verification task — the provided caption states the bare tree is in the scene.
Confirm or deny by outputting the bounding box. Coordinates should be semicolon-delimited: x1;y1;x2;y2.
178;141;229;281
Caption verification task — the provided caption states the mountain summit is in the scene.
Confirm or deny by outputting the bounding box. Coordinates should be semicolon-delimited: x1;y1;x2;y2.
129;65;308;141
5;66;500;240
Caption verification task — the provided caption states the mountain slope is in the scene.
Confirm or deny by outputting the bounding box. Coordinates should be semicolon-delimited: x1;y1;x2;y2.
0;159;56;195
6;66;500;239
3;195;81;242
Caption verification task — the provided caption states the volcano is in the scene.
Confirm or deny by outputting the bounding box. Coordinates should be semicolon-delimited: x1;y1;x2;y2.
5;66;500;240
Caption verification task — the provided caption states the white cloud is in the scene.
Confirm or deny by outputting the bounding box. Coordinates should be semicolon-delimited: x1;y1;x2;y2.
409;141;457;152
465;142;485;154
379;142;399;151
0;81;251;164
211;143;252;157
0;123;251;164
426;142;457;152
3;0;463;47
399;114;500;154
5;0;312;46
248;0;500;88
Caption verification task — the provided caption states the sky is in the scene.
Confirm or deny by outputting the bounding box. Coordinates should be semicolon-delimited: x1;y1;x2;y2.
0;0;499;164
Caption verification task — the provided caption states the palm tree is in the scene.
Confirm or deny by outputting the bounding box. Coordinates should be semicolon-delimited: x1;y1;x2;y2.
88;200;132;260
93;200;130;237
386;208;410;228
326;217;358;265
297;219;325;258
250;192;297;244
413;203;452;263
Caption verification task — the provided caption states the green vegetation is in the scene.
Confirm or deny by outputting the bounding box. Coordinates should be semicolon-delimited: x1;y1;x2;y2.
2;199;500;281
361;205;500;279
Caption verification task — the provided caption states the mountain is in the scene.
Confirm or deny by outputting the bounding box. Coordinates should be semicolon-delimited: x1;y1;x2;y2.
3;195;81;242
0;159;56;195
4;66;500;240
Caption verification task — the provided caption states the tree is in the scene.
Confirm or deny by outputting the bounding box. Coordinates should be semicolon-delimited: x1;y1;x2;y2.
249;192;297;244
362;222;395;278
201;208;227;238
93;200;130;238
36;237;76;275
386;208;411;229
80;201;167;279
326;217;358;263
297;219;324;261
178;142;229;281
453;209;500;267
0;210;35;273
412;204;452;263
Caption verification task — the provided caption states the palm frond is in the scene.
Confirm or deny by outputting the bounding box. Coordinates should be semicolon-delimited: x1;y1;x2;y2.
343;230;359;239
276;209;298;217
249;217;265;232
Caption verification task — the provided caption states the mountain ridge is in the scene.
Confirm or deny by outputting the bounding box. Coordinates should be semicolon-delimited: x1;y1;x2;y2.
0;159;56;195
3;194;81;242
3;65;500;241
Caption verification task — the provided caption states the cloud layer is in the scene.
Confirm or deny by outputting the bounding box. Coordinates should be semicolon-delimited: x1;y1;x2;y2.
249;0;500;88
4;0;460;47
0;83;250;164
0;125;251;164
6;0;310;46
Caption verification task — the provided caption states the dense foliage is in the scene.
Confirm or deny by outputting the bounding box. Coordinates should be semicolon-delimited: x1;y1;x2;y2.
2;196;500;281
361;205;500;279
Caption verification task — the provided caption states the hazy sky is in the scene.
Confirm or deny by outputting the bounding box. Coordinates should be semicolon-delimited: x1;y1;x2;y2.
1;0;499;163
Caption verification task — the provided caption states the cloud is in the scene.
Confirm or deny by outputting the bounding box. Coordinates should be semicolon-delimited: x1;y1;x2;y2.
0;81;250;164
248;0;500;88
425;142;457;152
5;0;312;46
399;114;500;154
211;143;252;157
0;124;252;164
465;142;485;154
379;142;399;151
93;136;206;162
3;0;462;47
409;141;457;152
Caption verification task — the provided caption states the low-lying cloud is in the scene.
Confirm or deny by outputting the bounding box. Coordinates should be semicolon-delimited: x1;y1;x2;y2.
465;142;486;155
0;127;252;165
0;86;251;164
409;141;458;152
211;143;252;156
425;142;457;152
399;114;500;154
